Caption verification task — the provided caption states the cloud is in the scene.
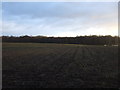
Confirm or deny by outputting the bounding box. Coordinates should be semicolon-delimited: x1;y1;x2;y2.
2;2;117;18
2;2;118;36
3;17;117;36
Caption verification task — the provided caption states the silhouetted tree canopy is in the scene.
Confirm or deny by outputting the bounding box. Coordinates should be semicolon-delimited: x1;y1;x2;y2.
2;35;119;45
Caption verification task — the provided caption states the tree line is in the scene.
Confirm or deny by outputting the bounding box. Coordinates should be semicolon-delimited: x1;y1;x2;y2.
2;35;119;45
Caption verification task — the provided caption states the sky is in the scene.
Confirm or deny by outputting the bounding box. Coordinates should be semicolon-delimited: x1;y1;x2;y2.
2;2;118;37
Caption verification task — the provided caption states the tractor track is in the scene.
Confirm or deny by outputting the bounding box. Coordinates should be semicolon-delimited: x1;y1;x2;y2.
53;46;79;74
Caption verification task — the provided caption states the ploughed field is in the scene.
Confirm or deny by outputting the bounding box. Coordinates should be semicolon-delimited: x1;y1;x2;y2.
2;43;118;88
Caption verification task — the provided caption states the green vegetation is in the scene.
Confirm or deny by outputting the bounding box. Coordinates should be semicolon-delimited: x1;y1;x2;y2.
3;43;118;88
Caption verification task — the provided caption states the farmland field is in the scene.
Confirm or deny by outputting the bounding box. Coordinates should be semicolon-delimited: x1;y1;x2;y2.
2;43;118;88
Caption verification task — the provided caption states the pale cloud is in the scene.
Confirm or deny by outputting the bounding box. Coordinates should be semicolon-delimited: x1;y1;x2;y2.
2;2;118;36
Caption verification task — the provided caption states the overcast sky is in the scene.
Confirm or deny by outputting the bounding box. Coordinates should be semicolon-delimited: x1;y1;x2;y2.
2;2;118;37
